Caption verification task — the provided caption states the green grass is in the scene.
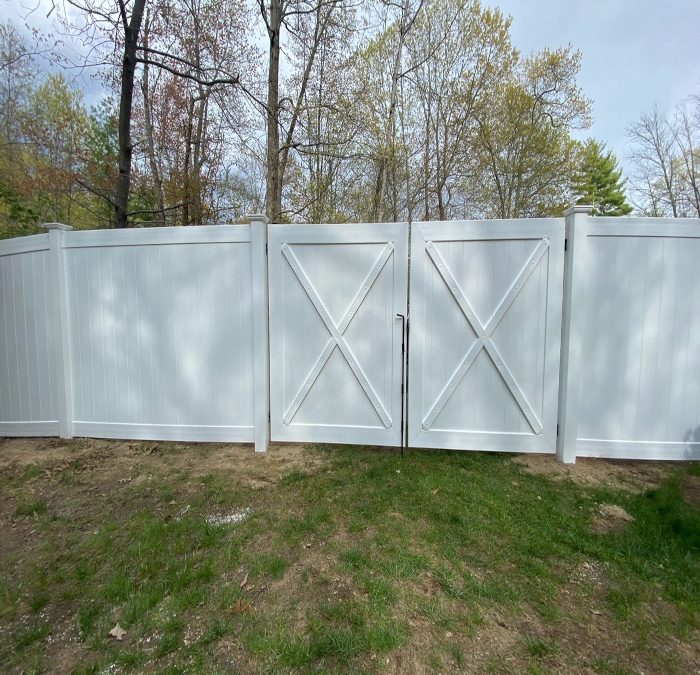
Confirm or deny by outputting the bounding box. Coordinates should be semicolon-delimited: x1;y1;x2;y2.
0;444;698;673
14;498;48;517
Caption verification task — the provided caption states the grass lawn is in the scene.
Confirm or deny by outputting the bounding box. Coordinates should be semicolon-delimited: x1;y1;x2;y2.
0;438;698;673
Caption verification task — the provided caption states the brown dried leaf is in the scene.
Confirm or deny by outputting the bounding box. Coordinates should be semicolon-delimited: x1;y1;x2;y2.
108;624;127;640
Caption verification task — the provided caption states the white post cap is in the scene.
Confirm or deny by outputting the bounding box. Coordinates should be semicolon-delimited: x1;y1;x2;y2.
42;222;73;231
563;205;594;217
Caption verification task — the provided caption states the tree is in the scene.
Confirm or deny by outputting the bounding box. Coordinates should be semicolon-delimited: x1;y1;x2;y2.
674;98;700;216
133;0;255;225
627;105;680;217
256;0;349;222
0;22;41;236
55;0;244;226
367;0;424;222
573;139;632;216
22;74;92;224
625;98;700;218
407;0;516;220
470;47;592;218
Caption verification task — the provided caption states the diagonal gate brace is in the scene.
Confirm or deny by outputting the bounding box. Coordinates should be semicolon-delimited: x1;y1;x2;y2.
281;242;394;428
422;238;549;434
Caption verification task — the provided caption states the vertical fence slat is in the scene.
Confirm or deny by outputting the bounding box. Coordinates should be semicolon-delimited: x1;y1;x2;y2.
556;206;593;463
249;214;270;453
45;223;74;439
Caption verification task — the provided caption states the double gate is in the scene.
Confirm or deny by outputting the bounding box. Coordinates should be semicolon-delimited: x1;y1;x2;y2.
268;219;564;454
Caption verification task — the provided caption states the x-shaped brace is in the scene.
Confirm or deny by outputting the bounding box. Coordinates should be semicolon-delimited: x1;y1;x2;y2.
281;242;394;428
422;238;550;434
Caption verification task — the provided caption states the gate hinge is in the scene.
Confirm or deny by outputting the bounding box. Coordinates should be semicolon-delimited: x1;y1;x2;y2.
564;238;568;251
556;423;560;437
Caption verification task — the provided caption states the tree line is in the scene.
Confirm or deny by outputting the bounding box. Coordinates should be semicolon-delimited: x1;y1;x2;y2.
0;0;698;237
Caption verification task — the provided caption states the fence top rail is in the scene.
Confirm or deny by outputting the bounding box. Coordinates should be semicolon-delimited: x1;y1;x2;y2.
0;233;51;257
418;217;566;227
588;217;700;237
60;224;252;249
268;221;408;244
416;218;565;241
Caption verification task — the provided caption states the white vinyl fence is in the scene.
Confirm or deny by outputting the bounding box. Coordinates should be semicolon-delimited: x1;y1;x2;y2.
267;223;408;446
408;219;564;454
0;233;59;436
1;209;699;463
0;218;270;451
557;208;700;461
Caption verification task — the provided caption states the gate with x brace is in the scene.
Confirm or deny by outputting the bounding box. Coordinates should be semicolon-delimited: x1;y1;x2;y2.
268;223;408;446
267;219;565;453
408;219;565;454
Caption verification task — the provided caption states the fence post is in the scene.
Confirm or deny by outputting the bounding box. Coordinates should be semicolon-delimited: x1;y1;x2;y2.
248;214;270;453
44;223;73;439
556;206;593;464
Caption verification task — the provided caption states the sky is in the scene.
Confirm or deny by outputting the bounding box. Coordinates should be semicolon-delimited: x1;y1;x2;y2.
481;0;700;168
5;0;700;173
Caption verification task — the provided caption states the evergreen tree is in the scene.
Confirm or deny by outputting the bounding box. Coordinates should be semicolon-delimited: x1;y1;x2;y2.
574;139;632;215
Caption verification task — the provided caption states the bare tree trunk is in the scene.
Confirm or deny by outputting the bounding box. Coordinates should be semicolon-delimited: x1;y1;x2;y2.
278;4;331;206
370;0;424;222
183;96;195;225
264;0;282;222
140;11;165;223
191;15;208;227
423;113;430;220
676;108;700;216
435;102;445;220
115;0;148;228
370;28;403;223
192;96;207;224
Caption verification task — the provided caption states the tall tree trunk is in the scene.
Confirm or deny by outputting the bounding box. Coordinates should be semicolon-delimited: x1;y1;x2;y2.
370;27;404;223
265;0;282;222
435;102;445;220
278;5;330;200
191;17;208;226
192;95;207;224
183;97;196;225
140;11;165;223
115;0;148;228
370;0;424;222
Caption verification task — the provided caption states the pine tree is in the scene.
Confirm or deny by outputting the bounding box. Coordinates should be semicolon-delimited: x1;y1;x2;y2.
574;139;633;216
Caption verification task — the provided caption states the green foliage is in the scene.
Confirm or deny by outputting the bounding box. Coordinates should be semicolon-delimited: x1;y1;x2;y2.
574;139;633;216
0;183;41;238
471;47;592;218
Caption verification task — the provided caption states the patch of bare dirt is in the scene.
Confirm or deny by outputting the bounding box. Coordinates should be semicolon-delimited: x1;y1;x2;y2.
456;611;533;673
591;503;635;534
512;454;672;493
0;437;92;471
0;437;324;489
382;607;543;674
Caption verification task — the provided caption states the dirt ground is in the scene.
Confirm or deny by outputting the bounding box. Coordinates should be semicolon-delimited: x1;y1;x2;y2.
512;453;674;492
1;437;698;674
0;436;317;482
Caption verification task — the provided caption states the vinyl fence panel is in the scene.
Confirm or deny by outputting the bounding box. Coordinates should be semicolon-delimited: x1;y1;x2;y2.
60;226;259;442
267;223;408;446
558;212;700;461
0;234;59;436
2;213;700;463
408;220;565;453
